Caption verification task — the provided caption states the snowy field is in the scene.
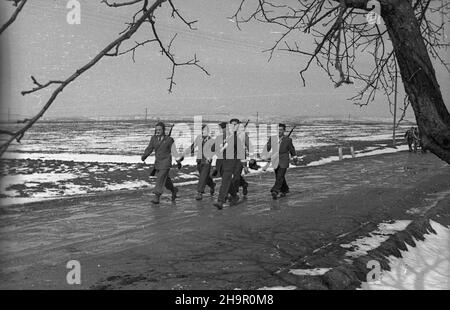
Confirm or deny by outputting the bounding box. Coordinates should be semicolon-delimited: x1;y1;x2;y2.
1;119;411;156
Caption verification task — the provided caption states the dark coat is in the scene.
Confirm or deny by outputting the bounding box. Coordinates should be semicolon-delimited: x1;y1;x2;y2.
217;131;250;161
212;129;249;176
142;135;174;170
264;135;296;169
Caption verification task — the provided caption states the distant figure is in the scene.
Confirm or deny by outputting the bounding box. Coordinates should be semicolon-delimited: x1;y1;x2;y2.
141;122;179;204
405;127;418;152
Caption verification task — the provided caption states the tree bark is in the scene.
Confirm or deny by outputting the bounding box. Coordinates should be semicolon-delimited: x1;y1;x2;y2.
381;0;450;163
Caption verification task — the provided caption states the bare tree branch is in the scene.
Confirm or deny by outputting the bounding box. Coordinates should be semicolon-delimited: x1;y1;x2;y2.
0;0;28;35
1;0;167;155
20;76;64;96
147;15;209;93
101;0;144;8
232;0;449;112
1;0;211;156
231;0;450;162
168;0;198;29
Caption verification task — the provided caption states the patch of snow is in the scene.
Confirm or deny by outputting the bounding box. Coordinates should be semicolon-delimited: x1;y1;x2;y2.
177;173;198;180
0;173;79;199
306;145;409;167
341;220;412;259
357;145;409;157
176;180;200;187
1;173;78;188
104;181;151;191
360;220;450;290
343;134;403;141
0;180;153;206
289;268;331;276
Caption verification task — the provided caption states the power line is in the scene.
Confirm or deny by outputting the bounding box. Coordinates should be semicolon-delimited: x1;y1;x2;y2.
24;1;272;53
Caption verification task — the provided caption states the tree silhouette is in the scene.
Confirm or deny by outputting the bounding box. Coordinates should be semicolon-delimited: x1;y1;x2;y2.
230;0;450;163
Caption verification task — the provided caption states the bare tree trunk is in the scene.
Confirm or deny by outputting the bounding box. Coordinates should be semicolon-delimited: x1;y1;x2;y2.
382;0;450;163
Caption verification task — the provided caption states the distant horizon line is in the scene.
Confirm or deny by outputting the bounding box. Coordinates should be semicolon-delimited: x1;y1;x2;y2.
0;114;417;125
0;110;416;122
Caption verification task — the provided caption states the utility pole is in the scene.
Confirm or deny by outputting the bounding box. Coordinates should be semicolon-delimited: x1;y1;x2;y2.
256;111;259;158
145;108;148;121
393;59;398;148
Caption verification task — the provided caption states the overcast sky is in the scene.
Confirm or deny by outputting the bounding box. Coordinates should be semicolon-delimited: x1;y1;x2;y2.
0;0;449;121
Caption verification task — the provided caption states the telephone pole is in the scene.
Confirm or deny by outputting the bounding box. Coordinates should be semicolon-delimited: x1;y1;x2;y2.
256;111;259;158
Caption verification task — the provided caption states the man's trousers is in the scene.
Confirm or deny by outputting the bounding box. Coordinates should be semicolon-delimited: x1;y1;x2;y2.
197;161;215;193
271;167;289;194
217;159;241;203
154;169;175;195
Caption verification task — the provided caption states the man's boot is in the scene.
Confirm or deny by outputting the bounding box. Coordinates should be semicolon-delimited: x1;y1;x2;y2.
213;201;224;210
271;191;278;200
151;193;160;204
242;184;248;197
195;192;203;201
210;183;216;196
171;187;178;201
229;195;240;206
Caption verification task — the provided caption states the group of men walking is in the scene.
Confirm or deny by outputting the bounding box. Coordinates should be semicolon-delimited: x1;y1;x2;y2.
141;119;298;209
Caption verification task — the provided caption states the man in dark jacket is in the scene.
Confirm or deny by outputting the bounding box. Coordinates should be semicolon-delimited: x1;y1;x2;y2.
264;123;298;200
141;122;179;204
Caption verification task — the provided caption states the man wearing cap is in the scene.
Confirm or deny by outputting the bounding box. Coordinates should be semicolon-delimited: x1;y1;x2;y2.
264;123;298;200
141;121;179;204
213;119;249;209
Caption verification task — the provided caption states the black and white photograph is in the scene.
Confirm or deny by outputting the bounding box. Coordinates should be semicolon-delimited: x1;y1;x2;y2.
0;0;449;295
